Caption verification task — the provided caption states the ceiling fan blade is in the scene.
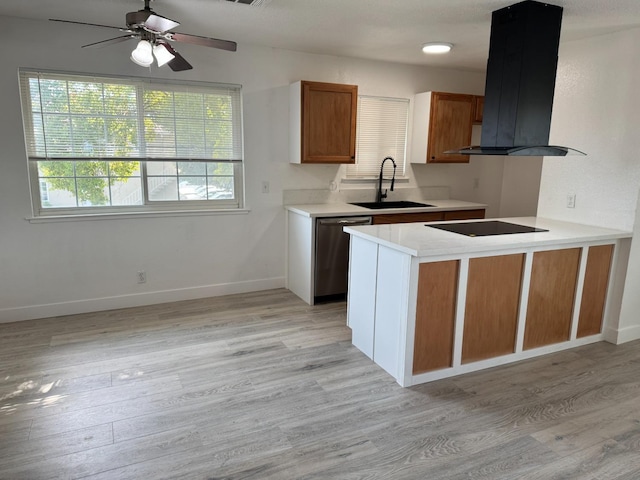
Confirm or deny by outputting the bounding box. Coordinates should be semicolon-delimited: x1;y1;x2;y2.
168;53;193;72
81;35;136;49
50;18;127;31
144;13;180;33
162;44;193;71
167;32;237;52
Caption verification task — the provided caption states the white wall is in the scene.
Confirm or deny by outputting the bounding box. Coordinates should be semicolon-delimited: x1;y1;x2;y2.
538;27;640;343
499;156;542;218
3;15;522;322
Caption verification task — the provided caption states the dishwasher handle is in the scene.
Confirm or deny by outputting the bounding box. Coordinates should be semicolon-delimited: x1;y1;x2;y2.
317;217;372;226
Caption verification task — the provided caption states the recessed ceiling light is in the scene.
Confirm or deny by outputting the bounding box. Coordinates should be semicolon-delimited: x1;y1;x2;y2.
422;42;453;54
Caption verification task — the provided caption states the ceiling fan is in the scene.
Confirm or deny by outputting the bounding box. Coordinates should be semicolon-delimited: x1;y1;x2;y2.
50;0;237;71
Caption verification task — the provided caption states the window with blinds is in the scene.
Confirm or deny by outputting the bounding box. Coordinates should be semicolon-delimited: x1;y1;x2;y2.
347;95;409;178
18;70;244;216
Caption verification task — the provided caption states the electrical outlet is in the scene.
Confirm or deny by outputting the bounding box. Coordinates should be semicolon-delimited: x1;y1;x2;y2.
137;270;146;284
473;178;480;189
566;194;576;209
261;181;269;194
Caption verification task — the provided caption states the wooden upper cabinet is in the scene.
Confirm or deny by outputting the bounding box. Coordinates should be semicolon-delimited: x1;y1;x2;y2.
290;80;358;164
411;91;474;164
473;95;484;124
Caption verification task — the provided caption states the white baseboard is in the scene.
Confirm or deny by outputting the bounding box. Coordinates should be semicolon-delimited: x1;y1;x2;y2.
603;324;640;345
0;277;286;324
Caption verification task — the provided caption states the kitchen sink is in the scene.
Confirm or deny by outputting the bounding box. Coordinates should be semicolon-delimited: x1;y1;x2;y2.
350;201;434;209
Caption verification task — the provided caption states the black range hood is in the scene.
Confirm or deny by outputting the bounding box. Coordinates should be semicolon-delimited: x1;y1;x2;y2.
452;0;584;157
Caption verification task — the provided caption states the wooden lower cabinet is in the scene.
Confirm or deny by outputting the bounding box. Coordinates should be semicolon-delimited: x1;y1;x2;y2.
462;254;524;363
373;212;443;225
443;209;485;221
524;248;581;350
577;245;614;337
413;261;459;374
372;209;485;225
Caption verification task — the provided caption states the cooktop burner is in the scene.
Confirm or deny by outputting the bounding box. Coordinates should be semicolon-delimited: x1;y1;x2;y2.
427;220;548;237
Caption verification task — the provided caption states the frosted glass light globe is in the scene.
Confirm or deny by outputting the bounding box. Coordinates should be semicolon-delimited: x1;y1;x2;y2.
131;40;154;67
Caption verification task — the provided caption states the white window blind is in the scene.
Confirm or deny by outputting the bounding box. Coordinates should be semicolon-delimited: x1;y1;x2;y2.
18;70;244;215
347;95;409;178
19;71;243;163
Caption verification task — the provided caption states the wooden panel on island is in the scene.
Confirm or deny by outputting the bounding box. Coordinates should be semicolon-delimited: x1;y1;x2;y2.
413;261;459;374
577;244;614;338
462;254;524;363
372;211;444;225
524;248;581;350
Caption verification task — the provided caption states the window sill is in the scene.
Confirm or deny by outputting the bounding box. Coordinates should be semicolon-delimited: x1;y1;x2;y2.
26;208;251;223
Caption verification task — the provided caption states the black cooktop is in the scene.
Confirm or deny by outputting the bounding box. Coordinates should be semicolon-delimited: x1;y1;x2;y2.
427;220;548;237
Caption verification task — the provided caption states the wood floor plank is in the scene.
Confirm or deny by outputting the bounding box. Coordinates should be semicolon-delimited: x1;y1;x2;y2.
1;288;640;479
0;426;202;480
0;374;183;426
111;378;323;443
0;423;113;472
0;418;32;444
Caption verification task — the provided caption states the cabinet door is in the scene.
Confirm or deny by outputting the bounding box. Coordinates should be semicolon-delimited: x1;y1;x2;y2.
473;95;484;124
427;92;474;163
301;81;357;164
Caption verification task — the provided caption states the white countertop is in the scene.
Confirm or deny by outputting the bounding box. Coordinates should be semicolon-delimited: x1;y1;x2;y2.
285;199;487;218
344;217;632;257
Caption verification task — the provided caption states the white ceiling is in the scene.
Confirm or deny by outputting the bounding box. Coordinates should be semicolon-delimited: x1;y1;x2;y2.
2;0;640;71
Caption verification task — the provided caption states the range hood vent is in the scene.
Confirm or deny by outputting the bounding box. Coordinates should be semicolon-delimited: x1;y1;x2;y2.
452;0;584;156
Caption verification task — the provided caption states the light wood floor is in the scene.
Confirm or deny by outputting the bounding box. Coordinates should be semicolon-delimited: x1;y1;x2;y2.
1;289;640;479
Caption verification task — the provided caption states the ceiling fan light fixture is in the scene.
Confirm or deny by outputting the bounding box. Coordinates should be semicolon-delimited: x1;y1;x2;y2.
153;43;175;67
131;40;154;67
51;0;237;72
422;42;453;54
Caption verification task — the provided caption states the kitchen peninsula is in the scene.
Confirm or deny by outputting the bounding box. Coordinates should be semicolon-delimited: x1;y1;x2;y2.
344;217;632;387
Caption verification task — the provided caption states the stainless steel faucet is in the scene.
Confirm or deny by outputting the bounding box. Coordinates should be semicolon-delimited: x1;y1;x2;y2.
376;156;397;203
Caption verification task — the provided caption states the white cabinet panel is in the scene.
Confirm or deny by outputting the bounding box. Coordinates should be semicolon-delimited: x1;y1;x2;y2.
286;211;314;305
373;246;411;380
347;236;378;358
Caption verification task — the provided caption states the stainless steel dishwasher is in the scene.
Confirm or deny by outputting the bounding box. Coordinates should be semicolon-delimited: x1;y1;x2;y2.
314;216;372;299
